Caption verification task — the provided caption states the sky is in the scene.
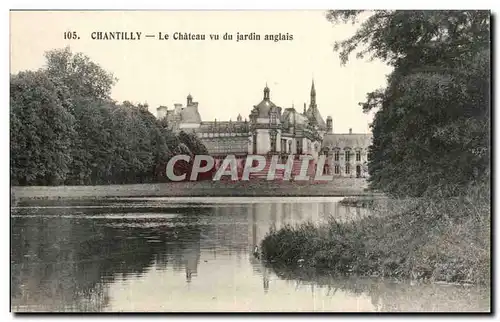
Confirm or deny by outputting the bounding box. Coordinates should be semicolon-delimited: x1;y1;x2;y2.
10;10;392;134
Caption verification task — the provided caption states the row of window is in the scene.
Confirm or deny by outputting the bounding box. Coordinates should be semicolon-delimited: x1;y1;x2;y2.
333;164;361;175
333;151;362;162
200;132;246;138
210;143;247;153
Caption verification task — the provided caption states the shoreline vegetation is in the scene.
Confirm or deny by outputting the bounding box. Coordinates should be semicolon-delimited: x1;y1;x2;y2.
338;196;375;208
261;182;490;285
10;179;373;203
261;11;490;287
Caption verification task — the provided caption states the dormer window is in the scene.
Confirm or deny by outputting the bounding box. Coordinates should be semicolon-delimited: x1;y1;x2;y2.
270;112;277;124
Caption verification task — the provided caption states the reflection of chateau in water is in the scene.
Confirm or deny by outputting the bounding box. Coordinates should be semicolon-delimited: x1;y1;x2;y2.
246;201;364;246
11;201;489;312
11;201;351;311
192;201;360;253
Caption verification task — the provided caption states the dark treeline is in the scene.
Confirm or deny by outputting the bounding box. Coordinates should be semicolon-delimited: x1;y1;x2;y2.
10;47;208;186
327;10;490;197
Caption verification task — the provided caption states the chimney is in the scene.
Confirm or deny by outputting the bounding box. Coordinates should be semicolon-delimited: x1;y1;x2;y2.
349;128;352;134
326;116;333;134
156;106;168;119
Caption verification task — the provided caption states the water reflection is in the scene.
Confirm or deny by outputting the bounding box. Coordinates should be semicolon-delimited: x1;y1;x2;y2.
266;267;490;312
11;198;489;312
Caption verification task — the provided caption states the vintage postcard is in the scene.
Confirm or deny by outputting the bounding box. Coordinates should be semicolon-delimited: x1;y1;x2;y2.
9;10;491;313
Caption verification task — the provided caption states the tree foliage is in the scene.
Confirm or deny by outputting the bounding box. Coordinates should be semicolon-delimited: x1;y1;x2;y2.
10;71;75;185
326;10;490;197
11;47;208;186
45;47;117;102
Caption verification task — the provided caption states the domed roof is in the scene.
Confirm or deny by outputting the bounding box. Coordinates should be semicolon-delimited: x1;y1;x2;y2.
254;84;278;118
254;99;277;118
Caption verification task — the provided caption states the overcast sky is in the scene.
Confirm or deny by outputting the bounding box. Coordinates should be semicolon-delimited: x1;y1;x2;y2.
10;10;392;133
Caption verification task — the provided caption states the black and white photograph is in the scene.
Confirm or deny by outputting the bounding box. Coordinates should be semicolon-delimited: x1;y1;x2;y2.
8;9;491;313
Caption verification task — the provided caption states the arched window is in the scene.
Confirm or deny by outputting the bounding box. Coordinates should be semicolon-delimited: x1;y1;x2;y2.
252;132;257;154
297;139;302;154
270;130;277;152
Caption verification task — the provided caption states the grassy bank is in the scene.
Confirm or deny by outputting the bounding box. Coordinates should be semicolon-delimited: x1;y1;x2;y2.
261;183;490;285
11;178;373;202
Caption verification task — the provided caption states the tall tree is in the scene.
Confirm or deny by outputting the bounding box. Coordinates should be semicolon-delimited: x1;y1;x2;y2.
44;47;116;102
327;10;490;196
10;71;76;185
178;131;209;155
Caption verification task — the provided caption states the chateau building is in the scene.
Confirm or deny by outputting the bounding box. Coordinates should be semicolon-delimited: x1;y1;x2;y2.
157;81;372;177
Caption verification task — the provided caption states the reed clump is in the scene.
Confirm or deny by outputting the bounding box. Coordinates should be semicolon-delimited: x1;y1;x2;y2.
261;183;490;285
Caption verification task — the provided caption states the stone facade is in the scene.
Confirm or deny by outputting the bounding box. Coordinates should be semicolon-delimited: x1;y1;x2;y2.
322;129;372;178
157;81;372;177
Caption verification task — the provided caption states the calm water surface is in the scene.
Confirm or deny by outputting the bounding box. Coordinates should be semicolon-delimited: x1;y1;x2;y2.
11;197;490;312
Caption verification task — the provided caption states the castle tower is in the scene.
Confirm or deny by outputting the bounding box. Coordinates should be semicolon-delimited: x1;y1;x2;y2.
305;79;326;131
250;84;281;155
178;94;201;130
309;80;318;126
310;79;316;108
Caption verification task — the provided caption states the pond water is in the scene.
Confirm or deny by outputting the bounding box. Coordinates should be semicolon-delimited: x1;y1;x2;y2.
10;197;490;312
